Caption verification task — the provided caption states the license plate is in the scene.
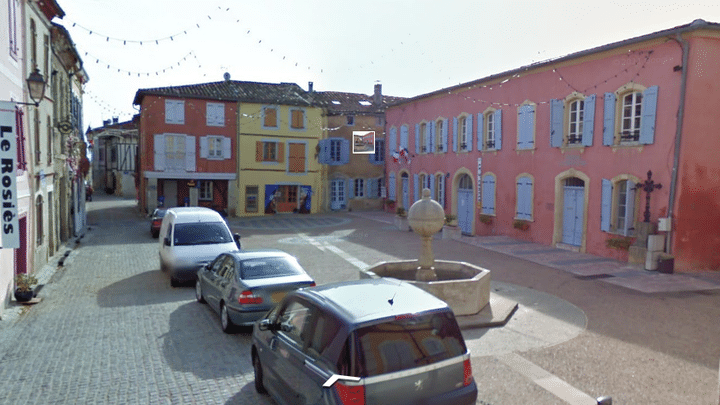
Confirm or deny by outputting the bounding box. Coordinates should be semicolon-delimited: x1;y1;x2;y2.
271;291;286;303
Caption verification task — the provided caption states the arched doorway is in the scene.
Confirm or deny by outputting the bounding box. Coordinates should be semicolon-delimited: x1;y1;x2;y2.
457;174;473;235
562;177;585;246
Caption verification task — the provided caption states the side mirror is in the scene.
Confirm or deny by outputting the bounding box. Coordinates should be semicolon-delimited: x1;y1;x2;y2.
163;237;171;247
234;233;242;250
257;318;276;332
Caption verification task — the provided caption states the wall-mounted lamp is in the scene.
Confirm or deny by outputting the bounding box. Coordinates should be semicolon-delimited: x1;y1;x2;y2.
13;69;47;107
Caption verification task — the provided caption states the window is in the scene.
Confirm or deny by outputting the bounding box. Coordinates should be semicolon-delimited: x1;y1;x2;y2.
35;194;43;245
516;175;533;220
153;134;195;172
263;142;277;161
479;109;502;151
330;139;342;162
453;114;473;152
246;186;258;212
278;300;313;346
601;178;637;236
199;181;213;201
8;0;19;59
46;116;52;165
173;222;233;246
347;115;354;126
376;177;384;198
318;138;349;165
369;139;384;164
202;136;225;159
290;109;305;129
263;106;278;128
459;117;467;150
603;86;658;146
165;100;185;125
435;120;445;152
43;34;49;79
435;174;445;208
206;103;224;127
307;312;341;359
481;174;496;215
399;125;409;151
551;95;595;148
164;134;187;170
288;142;305;173
517;103;535;150
354;178;365;198
418;123;427;153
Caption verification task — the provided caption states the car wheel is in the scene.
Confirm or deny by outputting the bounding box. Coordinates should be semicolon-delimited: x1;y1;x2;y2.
195;280;206;303
253;352;267;394
221;303;234;333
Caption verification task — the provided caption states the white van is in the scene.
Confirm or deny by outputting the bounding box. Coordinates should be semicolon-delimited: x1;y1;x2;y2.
159;207;241;286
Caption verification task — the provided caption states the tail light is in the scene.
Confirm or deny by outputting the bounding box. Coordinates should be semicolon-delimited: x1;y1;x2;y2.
334;382;364;405
308;282;316;287
463;359;473;386
238;290;263;305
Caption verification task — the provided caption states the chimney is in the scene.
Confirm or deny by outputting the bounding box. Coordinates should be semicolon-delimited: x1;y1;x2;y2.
112;117;119;124
308;81;314;92
373;83;382;106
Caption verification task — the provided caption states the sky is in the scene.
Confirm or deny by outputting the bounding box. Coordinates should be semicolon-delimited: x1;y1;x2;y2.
55;0;720;130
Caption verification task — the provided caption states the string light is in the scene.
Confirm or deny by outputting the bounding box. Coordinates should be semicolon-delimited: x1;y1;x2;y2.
82;51;201;78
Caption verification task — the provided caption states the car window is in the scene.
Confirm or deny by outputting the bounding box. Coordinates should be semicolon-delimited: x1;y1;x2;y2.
307;311;341;360
173;222;233;246
277;300;313;347
223;260;236;281
240;256;305;280
354;310;466;377
208;255;226;273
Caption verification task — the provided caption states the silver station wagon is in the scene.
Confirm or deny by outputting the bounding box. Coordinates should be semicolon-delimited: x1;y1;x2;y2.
251;278;478;405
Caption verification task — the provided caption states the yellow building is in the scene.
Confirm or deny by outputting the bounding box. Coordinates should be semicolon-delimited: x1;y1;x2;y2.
236;81;325;216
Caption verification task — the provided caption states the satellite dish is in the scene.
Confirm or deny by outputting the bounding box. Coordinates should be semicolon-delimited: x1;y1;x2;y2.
223;72;231;82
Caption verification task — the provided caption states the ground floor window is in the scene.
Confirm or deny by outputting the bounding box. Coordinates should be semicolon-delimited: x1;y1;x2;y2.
246;186;259;213
199;181;213;201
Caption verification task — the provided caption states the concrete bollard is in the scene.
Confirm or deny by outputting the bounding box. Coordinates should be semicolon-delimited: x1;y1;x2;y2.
596;396;612;405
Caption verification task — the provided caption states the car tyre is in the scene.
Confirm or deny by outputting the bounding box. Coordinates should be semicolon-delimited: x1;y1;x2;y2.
253;352;267;394
195;280;206;303
220;303;234;333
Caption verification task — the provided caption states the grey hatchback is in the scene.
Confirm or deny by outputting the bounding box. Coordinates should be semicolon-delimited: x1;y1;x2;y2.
251;278;477;405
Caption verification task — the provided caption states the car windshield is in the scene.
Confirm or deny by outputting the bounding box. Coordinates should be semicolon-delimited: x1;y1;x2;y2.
240;256;304;280
354;310;466;377
173;222;233;246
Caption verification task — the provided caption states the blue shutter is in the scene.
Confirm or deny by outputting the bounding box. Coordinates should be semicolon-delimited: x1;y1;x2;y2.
415;124;420;154
452;117;458;152
550;99;564;147
603;93;616;146
428;122;434;153
466;114;473;151
476;113;484;150
441;119;448;152
517;176;532;220
482;175;496;214
413;174;419;202
389;128;397;154
582;94;596;146
601;179;612;232
340;139;350;164
518;105;535;149
639;86;658;145
430;175;436;201
494;109;502;150
348;178;355;199
624;180;636;236
388;172;396;200
317;139;328;164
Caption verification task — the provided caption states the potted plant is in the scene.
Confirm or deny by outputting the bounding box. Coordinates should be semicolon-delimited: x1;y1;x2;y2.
384;199;396;213
513;219;531;231
479;214;493;225
606;236;634;251
394;206;410;231
442;214;460;240
14;273;38;302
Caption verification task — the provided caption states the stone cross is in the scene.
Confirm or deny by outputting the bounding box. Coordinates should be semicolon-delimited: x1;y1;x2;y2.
637;170;662;223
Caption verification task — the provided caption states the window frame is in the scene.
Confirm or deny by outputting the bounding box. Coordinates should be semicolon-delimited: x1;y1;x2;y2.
164;99;185;125
516;102;536;151
206;102;225;127
354;178;365;198
199;181;213;201
601;176;639;236
435;119;445;153
620;91;643;144
262;106;279;129
604;84;658;147
263;141;278;162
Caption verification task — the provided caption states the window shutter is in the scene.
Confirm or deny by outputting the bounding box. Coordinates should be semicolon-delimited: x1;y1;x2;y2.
389;127;397;154
347;179;354;199
639;86;658;145
452;117;458;152
256;141;263;162
367;178;375;198
317;139;327;164
185;136;196;171
430;176;436;201
482;175;496;214
199;136;208;158
222;137;231;159
582;94;596;146
388;172;396;200
340;139;350;164
550;99;564;147
624;181;636;236
603;93;616;146
518;105;534;149
517;176;532;220
601;179;612;232
154;134;165;170
466;114;473;151
413;173;419;202
441;119;448;152
476;113;484;150
415;124;420;154
277;142;284;163
494;110;502;150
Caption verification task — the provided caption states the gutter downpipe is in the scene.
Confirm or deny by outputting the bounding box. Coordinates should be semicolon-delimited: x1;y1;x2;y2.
666;33;690;255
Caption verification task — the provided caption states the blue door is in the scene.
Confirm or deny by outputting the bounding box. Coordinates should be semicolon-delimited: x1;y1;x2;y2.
401;174;409;210
458;175;473;235
562;184;584;246
330;179;345;210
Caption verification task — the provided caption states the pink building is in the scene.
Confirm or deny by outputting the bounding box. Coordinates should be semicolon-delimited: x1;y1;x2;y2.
386;20;720;272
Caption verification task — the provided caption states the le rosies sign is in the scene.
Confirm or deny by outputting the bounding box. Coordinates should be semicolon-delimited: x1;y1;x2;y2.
0;101;19;249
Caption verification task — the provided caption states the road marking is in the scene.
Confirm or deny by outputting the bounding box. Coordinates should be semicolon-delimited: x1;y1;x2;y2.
496;353;597;405
323;244;369;269
297;233;326;252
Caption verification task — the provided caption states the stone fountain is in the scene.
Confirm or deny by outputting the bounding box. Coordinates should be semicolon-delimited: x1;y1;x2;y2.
360;188;516;326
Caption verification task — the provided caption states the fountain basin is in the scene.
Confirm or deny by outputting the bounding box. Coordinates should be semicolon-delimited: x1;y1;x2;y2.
360;260;491;316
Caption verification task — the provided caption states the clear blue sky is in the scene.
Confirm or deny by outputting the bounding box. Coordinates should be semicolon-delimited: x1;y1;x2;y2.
57;0;720;128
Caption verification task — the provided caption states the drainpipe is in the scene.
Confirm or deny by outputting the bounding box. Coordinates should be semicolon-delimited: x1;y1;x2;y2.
666;33;690;255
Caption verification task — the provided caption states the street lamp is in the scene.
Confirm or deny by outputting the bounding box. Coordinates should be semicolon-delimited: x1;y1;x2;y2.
25;68;46;107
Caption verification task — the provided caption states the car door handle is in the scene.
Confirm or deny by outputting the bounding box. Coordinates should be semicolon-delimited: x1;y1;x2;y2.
269;337;278;351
